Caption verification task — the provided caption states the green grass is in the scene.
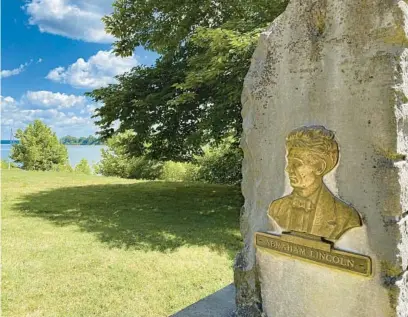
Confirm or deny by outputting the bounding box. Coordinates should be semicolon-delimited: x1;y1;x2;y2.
2;169;243;317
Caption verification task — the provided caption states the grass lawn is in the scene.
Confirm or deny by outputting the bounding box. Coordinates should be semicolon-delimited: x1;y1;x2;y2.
1;169;243;317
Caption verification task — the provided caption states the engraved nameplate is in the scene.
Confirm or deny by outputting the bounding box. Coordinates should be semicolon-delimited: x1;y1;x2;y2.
255;232;372;277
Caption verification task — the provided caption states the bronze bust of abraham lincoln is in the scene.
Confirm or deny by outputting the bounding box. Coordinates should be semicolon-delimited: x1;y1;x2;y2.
268;126;361;240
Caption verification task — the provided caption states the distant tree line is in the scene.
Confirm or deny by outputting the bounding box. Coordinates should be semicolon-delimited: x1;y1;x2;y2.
60;135;104;145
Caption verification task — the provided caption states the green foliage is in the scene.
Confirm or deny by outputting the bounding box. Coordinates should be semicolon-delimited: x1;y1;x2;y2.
87;33;252;161
195;139;242;185
10;120;69;171
159;161;199;182
51;163;73;173
88;0;288;161
1;160;18;169
126;157;163;180
105;0;289;55
96;131;241;184
88;53;202;161
94;131;163;179
74;159;92;175
60;135;104;145
93;130;134;178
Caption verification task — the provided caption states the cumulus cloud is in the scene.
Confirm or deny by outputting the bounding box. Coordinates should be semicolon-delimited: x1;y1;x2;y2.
1;60;33;78
1;91;99;137
46;50;139;89
1;96;20;130
1;96;18;110
23;91;87;109
24;0;114;43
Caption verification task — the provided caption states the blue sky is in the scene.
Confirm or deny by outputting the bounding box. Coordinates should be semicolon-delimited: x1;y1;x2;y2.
1;0;158;138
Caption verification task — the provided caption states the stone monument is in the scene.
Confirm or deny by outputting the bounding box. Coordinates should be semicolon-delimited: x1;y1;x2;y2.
235;1;408;316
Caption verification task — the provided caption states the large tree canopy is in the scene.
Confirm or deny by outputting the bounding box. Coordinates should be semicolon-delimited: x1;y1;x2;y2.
104;0;288;55
88;0;288;161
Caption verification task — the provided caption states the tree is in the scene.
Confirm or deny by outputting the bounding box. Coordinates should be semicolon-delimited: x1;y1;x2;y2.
88;49;205;161
11;120;68;170
104;0;288;55
74;159;92;175
88;0;288;161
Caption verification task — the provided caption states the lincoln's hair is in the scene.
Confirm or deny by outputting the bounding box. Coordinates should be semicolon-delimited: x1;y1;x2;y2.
286;126;339;174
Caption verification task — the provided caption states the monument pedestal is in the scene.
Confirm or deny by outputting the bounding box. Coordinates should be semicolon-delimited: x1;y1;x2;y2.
235;0;408;316
255;230;387;317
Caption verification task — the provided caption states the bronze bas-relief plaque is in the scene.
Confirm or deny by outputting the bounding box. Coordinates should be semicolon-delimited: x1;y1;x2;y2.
269;126;361;239
256;126;372;276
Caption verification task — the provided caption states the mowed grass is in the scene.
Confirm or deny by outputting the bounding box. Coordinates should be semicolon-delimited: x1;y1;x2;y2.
2;169;243;317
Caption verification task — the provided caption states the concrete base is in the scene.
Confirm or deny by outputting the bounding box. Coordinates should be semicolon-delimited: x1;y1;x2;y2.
171;284;236;317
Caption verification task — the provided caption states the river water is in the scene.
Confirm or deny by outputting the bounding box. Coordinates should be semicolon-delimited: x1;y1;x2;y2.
1;144;107;167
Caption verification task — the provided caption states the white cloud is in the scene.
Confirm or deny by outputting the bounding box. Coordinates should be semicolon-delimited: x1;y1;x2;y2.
24;0;114;43
1;96;17;107
23;91;87;109
3;96;16;103
1;61;32;78
46;50;139;89
80;104;97;115
1;92;99;137
1;96;19;117
1;65;25;78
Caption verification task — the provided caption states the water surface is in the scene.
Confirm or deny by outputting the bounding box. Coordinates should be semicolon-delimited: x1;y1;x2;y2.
1;144;107;167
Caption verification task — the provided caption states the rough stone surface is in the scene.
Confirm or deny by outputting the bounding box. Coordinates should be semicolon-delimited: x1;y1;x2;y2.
235;0;408;316
234;251;263;316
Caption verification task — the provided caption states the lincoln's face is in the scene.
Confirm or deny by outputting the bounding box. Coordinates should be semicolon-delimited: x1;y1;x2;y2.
285;150;324;189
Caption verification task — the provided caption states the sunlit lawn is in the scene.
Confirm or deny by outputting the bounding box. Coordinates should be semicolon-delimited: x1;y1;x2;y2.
1;169;242;317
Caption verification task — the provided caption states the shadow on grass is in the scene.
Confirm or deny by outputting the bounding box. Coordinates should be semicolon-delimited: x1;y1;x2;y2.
14;181;243;259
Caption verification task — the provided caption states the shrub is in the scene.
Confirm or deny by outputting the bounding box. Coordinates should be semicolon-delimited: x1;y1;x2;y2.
94;131;137;178
126;156;163;179
74;159;92;175
51;163;73;173
96;131;242;184
195;140;242;185
184;163;200;182
96;154;163;179
93;148;125;177
10;120;68;171
159;161;199;181
95;131;163;179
